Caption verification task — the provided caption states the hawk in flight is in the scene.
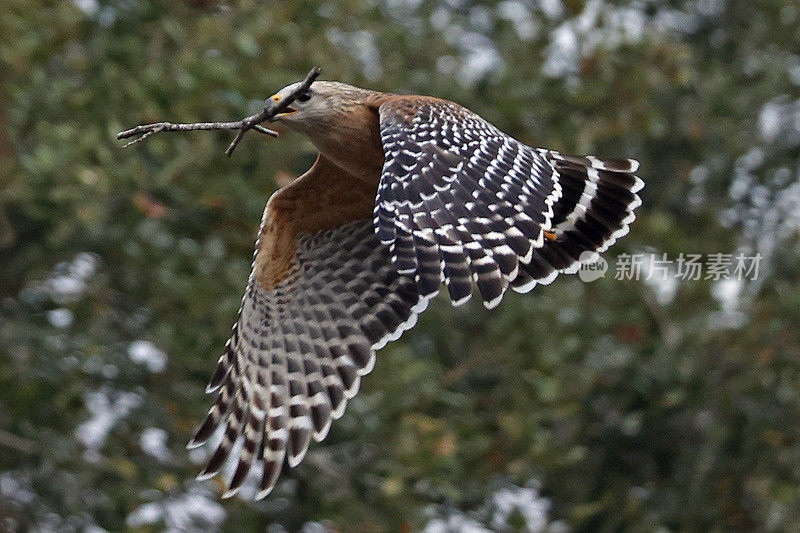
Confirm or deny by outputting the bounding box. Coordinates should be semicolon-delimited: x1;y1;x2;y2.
181;79;643;498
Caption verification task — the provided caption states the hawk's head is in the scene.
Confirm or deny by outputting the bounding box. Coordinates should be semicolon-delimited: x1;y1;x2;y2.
267;81;377;127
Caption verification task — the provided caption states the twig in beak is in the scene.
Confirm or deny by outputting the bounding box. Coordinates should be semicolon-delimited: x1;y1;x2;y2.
223;67;321;156
117;67;322;156
117;121;279;149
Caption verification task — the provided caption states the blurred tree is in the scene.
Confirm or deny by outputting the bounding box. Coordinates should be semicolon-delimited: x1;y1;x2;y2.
1;0;799;531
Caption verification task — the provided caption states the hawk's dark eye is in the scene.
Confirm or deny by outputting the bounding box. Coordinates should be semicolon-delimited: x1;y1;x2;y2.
296;91;311;102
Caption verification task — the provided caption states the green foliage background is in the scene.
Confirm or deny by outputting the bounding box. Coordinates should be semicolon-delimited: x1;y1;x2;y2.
1;0;799;531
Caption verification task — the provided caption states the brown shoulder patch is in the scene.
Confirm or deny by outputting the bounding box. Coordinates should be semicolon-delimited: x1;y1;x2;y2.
253;155;377;291
374;94;460;125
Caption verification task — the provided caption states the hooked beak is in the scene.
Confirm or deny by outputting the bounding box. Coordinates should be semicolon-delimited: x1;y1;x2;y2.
267;94;297;120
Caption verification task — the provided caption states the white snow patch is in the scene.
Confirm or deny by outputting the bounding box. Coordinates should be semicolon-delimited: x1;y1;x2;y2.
490;483;551;532
126;488;226;532
140;427;172;463
0;472;36;505
48;252;99;304
46;308;74;329
456;32;503;86
538;0;564;20
75;388;142;453
497;1;539;41
423;515;492;533
73;0;98;15
423;479;558;532
325;29;382;81
642;256;679;306
128;340;167;373
710;278;746;329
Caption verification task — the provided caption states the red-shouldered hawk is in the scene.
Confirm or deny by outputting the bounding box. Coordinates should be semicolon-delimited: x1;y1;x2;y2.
186;80;643;498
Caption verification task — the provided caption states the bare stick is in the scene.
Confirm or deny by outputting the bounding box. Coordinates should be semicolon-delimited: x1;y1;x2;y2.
117;121;279;149
119;123;279;149
0;428;36;454
117;67;322;156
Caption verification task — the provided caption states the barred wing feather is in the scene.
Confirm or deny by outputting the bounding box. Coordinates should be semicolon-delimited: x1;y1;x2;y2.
375;97;643;306
188;219;427;498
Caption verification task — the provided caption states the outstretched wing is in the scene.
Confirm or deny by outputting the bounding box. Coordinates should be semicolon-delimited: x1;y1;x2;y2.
374;97;642;307
188;156;427;498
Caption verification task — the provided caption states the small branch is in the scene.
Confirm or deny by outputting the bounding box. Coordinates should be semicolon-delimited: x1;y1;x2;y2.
117;121;279;149
0;429;36;454
117;67;322;156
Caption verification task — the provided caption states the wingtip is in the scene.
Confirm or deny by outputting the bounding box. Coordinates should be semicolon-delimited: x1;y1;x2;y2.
221;487;241;499
313;419;332;442
451;293;472;307
358;352;377;375
196;470;217;481
330;398;348;420
538;270;559;286
511;277;538;294
255;487;274;500
482;289;505;309
287;451;306;468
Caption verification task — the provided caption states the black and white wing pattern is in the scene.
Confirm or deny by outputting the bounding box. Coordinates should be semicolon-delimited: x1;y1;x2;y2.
188;218;426;499
375;97;643;307
185;94;643;500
